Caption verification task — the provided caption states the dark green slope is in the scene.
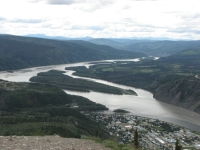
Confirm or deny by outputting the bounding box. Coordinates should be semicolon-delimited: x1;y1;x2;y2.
0;80;108;137
122;40;200;56
162;48;200;61
0;39;70;70
158;49;200;71
0;80;108;111
0;35;146;71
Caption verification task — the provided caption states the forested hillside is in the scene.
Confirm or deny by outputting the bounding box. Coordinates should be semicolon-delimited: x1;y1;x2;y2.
0;35;145;71
86;38;200;57
29;70;137;95
0;80;108;137
121;40;200;56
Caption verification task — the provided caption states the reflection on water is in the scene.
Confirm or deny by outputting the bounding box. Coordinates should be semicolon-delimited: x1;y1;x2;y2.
64;90;200;131
0;59;200;131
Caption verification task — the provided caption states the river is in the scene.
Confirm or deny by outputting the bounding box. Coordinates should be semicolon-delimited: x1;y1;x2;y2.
0;59;200;132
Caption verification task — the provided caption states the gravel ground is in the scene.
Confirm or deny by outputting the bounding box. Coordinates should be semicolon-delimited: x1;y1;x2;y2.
0;136;111;150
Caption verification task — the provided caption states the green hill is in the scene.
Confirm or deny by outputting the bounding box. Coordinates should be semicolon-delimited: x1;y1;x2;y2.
0;35;146;71
0;80;108;137
159;48;200;70
0;80;108;111
82;38;200;57
121;40;200;56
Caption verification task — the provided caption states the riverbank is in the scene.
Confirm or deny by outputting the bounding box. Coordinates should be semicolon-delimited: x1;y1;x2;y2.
0;59;200;132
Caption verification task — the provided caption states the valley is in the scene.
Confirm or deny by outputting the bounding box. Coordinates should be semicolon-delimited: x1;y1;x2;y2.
69;49;200;114
0;35;200;149
1;58;200;133
1;0;200;149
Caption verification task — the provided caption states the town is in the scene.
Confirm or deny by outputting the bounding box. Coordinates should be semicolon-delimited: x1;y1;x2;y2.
87;112;200;150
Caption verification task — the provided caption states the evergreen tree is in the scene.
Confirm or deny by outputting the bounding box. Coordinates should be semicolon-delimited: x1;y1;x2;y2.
134;129;139;148
95;129;99;137
175;139;182;150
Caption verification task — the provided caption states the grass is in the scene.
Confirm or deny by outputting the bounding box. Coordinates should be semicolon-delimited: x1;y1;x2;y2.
115;67;133;72
172;64;181;69
175;73;193;76
102;68;114;72
191;131;200;136
181;50;199;55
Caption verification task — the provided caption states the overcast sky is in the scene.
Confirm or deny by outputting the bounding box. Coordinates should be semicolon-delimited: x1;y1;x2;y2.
0;0;200;39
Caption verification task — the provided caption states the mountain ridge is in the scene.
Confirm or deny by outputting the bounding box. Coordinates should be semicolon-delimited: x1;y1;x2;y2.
0;35;145;71
85;37;200;57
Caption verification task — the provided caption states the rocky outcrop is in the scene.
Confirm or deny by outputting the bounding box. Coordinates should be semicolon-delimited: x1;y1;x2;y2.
154;79;200;113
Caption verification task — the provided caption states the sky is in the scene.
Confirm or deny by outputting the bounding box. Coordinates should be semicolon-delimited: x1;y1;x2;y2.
0;0;200;39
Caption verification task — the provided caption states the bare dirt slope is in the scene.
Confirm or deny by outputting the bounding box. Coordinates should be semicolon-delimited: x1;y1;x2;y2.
0;135;111;150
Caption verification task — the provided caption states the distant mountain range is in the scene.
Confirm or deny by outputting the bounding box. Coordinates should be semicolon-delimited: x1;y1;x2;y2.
88;38;200;57
25;34;93;40
25;34;179;41
24;34;200;57
1;34;200;71
0;34;145;71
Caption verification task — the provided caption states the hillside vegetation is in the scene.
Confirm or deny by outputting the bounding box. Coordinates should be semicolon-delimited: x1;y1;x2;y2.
0;80;108;137
68;49;200;113
0;35;145;71
89;38;200;57
122;40;200;56
30;70;137;95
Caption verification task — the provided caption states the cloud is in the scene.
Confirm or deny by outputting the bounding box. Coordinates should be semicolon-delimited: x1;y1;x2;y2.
167;27;200;35
133;0;159;1
180;13;200;19
47;0;82;5
193;30;200;34
29;0;87;5
12;19;42;24
111;25;155;33
29;0;114;6
0;17;5;21
70;25;104;31
167;12;200;35
1;0;200;39
47;0;115;5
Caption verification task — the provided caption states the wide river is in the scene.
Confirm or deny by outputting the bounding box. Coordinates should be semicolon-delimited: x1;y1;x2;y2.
0;59;200;132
